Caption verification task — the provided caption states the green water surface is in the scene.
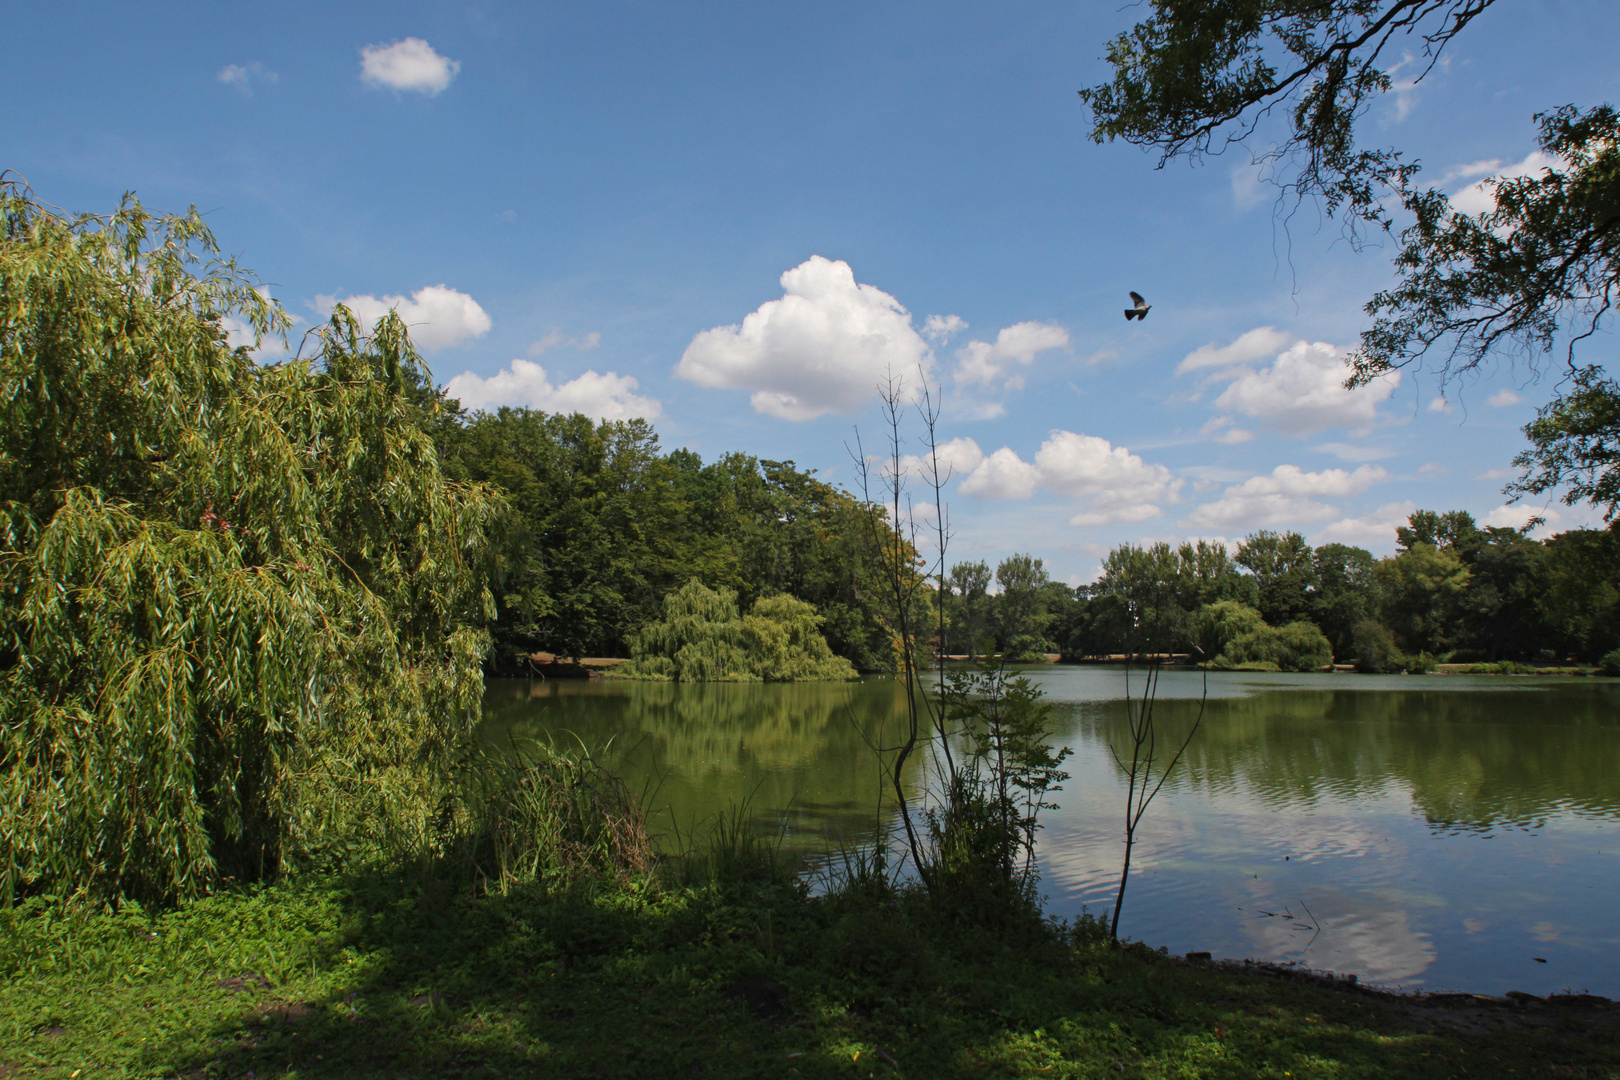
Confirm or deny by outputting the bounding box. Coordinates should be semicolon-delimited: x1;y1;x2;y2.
481;669;1620;997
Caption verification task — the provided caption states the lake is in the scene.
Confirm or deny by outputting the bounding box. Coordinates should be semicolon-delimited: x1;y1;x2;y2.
480;668;1620;997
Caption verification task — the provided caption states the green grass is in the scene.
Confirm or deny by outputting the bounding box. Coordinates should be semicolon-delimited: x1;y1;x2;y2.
4;867;1618;1079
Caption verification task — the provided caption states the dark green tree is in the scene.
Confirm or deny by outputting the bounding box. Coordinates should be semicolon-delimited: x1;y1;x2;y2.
993;554;1055;661
1311;542;1379;658
1235;530;1318;626
946;560;994;657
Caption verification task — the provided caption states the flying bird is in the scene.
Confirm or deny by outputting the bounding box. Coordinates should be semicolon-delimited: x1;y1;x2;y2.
1124;292;1151;321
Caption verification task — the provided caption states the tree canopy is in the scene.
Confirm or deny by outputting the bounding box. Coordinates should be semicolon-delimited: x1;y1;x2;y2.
0;190;504;902
1081;5;1620;516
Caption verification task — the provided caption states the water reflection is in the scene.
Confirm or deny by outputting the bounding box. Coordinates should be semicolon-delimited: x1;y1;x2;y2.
479;670;1620;995
480;677;913;854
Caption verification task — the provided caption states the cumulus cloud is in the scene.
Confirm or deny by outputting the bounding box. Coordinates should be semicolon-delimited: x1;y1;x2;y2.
1178;326;1299;374
1488;389;1524;407
923;314;967;345
957;431;1179;526
1183;465;1388;532
444;360;660;421
1450;150;1561;217
896;437;986;484
529;329;601;355
959;447;1040;500
315;285;490;350
1312;501;1418;549
951;321;1069;389
1212;340;1398;435
360;37;460;95
1484;503;1562;533
676;256;932;421
218;62;276;94
1427;396;1452;413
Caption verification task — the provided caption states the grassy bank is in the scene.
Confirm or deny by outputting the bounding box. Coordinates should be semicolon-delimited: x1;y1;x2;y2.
5;864;1618;1080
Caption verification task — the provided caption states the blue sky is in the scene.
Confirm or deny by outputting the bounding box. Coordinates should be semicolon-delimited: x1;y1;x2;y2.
6;1;1618;583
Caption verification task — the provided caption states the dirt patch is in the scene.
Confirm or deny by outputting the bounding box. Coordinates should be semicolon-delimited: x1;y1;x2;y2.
215;971;273;993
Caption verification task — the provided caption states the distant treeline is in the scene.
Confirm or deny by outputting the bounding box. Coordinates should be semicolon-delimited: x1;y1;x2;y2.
943;513;1620;670
431;404;909;672
432;400;1620;673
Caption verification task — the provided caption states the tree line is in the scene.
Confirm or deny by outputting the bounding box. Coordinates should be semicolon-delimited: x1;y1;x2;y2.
944;515;1620;672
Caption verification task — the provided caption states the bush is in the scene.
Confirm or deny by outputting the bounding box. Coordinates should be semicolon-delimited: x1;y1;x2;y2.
619;581;857;682
1353;619;1403;673
1600;648;1620;677
1224;621;1333;672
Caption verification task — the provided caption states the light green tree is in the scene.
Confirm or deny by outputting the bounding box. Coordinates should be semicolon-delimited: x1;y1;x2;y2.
0;191;504;903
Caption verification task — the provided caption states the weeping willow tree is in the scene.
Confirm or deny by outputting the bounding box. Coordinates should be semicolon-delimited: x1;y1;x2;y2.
619;580;857;682
0;187;505;904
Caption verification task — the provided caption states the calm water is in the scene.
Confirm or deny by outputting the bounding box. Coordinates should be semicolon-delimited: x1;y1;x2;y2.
480;669;1620;997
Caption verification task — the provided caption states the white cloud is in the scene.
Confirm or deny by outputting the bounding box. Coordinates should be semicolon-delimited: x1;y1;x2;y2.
1488;389;1524;407
360;37;460;96
1178;326;1298;375
1427;396;1452;414
1475;467;1515;480
315;285;490;350
1314;441;1397;461
222;316;291;361
1201;415;1254;445
959;447;1039;500
444;359;660;421
1484;503;1562;533
923;314;967;345
1312;501;1418;549
529;329;601;355
957;430;1179;526
1417;462;1448;474
1213;340;1398;435
951;321;1069;388
1452;150;1563;215
897;437;985;485
218;62;276;94
1449;150;1561;217
676;256;933;421
1183;464;1388;532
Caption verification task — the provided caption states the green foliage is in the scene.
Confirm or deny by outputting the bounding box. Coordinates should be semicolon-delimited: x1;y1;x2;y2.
944;559;992;656
1078;0;1468;228
1600;648;1620;677
1352;619;1403;674
1374;541;1471;655
1091;539;1254;653
992;553;1055;660
1353;104;1620;387
8;863;1609;1080
929;662;1070;925
0;192;502;904
445;745;654;891
1235;530;1318;626
1511;365;1620;522
1310;542;1379;658
1188;599;1265;661
440;412;896;670
1223;621;1333;673
618;580;856;683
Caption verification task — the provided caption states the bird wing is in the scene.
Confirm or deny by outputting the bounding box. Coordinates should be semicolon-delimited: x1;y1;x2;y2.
1129;291;1146;307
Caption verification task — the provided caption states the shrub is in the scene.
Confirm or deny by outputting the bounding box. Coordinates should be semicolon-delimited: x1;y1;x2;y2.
619;581;856;682
1224;621;1333;672
1353;619;1403;673
1600;648;1620;677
